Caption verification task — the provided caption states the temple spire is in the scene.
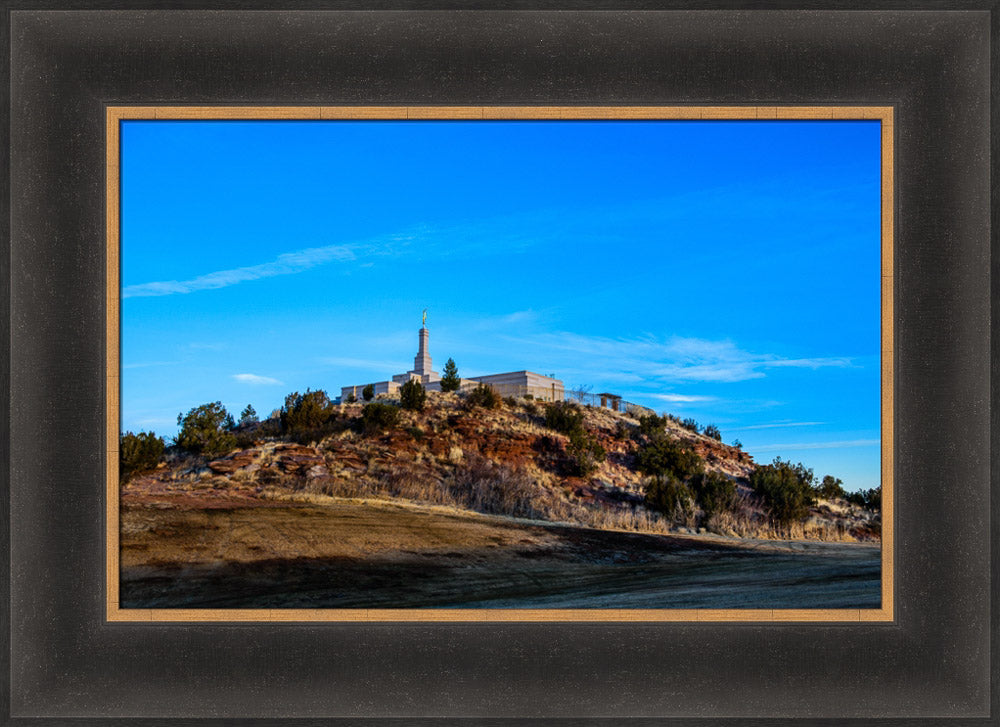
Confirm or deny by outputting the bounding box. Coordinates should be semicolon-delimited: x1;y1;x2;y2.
413;324;433;376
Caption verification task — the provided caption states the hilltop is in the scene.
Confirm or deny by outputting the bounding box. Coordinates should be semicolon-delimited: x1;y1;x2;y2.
123;390;880;543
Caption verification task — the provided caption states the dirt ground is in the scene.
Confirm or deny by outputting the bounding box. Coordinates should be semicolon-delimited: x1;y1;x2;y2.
120;496;881;609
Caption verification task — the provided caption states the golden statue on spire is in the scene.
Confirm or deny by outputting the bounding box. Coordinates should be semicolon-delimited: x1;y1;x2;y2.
422;308;427;327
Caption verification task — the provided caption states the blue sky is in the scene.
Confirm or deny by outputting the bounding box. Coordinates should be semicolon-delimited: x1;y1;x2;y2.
120;119;882;491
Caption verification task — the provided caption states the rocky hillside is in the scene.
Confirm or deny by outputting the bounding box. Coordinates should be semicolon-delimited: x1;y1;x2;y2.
124;392;880;542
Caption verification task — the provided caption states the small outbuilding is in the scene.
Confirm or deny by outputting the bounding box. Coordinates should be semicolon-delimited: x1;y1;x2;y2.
597;393;623;412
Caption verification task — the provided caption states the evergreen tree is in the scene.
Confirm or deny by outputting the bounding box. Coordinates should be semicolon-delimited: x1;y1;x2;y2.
400;379;426;411
748;457;816;526
362;383;375;401
690;471;737;522
175;402;237;456
817;474;846;500
238;404;258;427
120;430;165;482
440;358;461;392
280;389;334;432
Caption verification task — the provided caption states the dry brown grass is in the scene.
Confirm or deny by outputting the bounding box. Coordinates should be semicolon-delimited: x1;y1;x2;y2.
573;505;676;535
447;454;572;520
699;499;865;542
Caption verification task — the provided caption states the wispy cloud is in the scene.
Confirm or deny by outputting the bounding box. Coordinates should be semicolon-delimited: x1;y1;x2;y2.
763;358;854;370
123;361;178;370
121;195;686;302
649;393;717;404
751;439;880;453
499;310;538;325
124;244;359;298
232;373;284;386
187;342;227;351
501;331;853;385
122;180;876;301
121;213;541;300
734;421;824;431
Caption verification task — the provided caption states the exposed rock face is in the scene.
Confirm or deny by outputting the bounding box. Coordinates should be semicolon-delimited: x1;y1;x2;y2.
690;437;755;480
207;449;261;474
272;444;326;474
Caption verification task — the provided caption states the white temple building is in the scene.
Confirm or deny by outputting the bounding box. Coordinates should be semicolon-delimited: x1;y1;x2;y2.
340;319;564;403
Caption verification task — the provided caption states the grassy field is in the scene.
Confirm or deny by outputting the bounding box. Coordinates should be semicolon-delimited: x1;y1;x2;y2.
120;497;880;609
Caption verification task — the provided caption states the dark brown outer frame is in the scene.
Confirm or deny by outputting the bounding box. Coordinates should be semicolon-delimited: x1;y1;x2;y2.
4;6;993;724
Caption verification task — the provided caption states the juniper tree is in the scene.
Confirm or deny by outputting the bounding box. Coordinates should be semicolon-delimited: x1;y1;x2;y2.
120;431;165;481
817;474;846;500
748;458;816;526
175;402;237;456
239;404;258;427
400;379;426;411
440;358;461;392
280;389;334;432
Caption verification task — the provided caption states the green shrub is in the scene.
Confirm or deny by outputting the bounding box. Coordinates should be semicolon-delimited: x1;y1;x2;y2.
406;426;424;441
175;402;237;456
362;384;375;402
400;379;427;411
566;429;606;476
540;401;606;476
748;457;816;526
680;417;700;434
703;424;722;441
120;430;165;482
644;474;696;523
817;474;846;500
845;486;881;510
281;389;335;433
361;402;400;434
638;413;667;438
346;393;357;403
690;470;737;522
466;382;500;409
636;437;704;481
544;401;584;434
440;358;461;392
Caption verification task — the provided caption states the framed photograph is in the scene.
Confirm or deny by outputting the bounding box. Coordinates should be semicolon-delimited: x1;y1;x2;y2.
6;5;994;724
108;105;892;624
